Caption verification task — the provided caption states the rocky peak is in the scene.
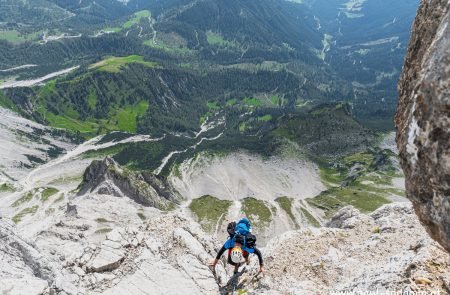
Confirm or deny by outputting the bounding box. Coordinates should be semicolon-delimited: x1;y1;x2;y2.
396;0;450;251
77;157;182;210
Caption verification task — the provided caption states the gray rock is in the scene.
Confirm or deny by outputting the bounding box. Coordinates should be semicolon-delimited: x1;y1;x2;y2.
0;219;76;294
77;224;90;231
88;247;124;273
173;227;209;263
65;203;78;217
371;203;415;233
396;0;450;252
87;228;126;272
326;206;369;229
1;278;48;295
177;254;218;292
73;266;85;277
77;157;182;210
101;256;205;294
0;220;54;282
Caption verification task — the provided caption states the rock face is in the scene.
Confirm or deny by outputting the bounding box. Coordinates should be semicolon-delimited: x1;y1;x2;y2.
0;219;76;294
77;157;182;210
260;203;449;294
396;0;450;252
0;219;51;294
1;189;448;294
63;209;225;294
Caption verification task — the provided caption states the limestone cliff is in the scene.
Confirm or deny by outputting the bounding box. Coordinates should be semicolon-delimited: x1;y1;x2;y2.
396;0;450;252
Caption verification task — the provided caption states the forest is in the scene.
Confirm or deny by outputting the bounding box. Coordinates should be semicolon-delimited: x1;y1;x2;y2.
0;0;416;142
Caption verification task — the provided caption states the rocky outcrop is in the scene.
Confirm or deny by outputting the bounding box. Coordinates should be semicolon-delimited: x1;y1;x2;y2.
326;205;368;229
396;0;450;251
260;203;449;294
86;228;128;273
66;202;78;217
77;157;183;210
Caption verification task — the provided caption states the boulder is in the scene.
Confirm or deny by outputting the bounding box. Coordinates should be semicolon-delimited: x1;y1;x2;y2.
326;206;371;229
65;202;78;217
396;0;450;252
87;228;126;272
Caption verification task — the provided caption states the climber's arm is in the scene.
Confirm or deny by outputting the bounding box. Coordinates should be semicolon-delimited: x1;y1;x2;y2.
253;247;264;266
209;240;233;267
215;245;227;260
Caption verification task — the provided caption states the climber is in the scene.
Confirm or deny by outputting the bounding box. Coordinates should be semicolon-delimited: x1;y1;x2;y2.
209;218;264;274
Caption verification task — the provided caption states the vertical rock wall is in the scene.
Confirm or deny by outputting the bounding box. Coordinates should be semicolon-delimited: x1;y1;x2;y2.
396;0;450;252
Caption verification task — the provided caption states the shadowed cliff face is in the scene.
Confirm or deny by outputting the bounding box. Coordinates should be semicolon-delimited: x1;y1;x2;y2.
396;0;450;252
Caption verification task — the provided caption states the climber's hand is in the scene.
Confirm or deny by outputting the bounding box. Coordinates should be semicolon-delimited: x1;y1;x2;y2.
209;258;218;267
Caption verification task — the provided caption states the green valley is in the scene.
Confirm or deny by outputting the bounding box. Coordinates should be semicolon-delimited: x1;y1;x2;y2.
0;0;412;230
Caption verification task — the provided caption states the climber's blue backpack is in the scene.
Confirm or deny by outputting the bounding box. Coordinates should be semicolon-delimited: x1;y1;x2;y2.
227;218;251;237
227;218;256;248
235;218;251;235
